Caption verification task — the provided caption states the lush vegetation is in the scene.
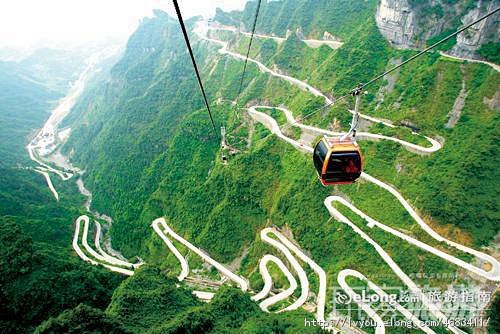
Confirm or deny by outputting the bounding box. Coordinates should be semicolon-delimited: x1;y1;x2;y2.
1;1;498;333
37;267;323;333
478;42;500;64
35;304;130;334
0;61;57;166
216;4;499;246
488;294;500;334
0;49;126;333
216;0;379;39
58;3;498;329
426;29;457;51
15;48;88;93
359;58;500;245
0;219;123;333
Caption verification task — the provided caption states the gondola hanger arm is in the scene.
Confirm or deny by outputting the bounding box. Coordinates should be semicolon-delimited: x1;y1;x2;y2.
340;84;362;141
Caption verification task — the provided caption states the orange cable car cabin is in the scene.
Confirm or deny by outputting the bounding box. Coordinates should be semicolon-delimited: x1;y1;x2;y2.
313;136;363;185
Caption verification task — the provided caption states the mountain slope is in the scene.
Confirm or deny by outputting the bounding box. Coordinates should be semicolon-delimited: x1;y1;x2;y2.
216;0;379;39
53;2;500;333
0;61;59;166
0;51;125;333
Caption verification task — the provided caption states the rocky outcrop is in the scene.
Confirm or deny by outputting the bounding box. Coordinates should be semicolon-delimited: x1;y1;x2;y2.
375;0;415;48
375;0;449;48
295;26;305;39
483;91;500;110
375;0;499;61
446;70;468;128
451;0;500;59
322;31;342;42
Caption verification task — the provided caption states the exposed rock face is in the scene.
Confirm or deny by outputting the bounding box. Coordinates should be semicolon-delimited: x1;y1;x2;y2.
376;0;415;48
323;31;341;42
446;70;468;128
375;57;402;110
375;0;499;61
451;0;500;59
295;26;305;39
483;91;500;110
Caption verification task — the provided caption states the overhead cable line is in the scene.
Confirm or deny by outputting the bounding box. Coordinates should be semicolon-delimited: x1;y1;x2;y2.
236;0;263;101
173;0;219;138
291;6;500;125
355;6;500;93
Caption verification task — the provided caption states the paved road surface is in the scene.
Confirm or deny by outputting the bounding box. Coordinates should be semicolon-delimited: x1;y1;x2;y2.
152;217;248;291
208;24;343;49
73;216;134;276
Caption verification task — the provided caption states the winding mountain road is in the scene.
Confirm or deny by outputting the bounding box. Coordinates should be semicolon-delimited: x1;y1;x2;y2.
199;25;499;279
73;215;134;276
196;24;330;102
248;104;498;331
327;196;500;281
50;19;499;333
198;22;402;130
439;51;500;72
207;24;343;49
152;217;249;291
338;269;436;334
33;168;59;201
80;217;136;269
26;48;120;186
152;218;190;281
258;228;310;311
94;221;140;268
252;254;298;312
25;48;144;275
196;22;499;332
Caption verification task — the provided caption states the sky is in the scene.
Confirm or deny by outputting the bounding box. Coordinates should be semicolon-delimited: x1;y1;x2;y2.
0;0;248;48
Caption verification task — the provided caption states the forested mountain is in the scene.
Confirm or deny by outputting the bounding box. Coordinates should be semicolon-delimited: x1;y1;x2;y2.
216;0;379;39
0;51;123;333
0;46;100;166
64;2;498;254
0;61;57;166
1;0;499;333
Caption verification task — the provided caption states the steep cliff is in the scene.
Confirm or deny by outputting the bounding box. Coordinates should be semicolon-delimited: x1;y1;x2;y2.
375;0;499;62
376;0;415;47
452;0;499;59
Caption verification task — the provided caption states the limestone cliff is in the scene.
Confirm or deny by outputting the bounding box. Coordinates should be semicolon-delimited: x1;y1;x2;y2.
376;0;415;47
375;0;499;61
451;0;499;59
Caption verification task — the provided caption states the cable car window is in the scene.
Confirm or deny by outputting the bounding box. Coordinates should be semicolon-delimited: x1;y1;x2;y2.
313;141;328;173
324;152;361;182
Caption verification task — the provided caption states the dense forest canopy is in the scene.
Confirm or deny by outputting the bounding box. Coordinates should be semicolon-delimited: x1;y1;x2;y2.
0;0;498;333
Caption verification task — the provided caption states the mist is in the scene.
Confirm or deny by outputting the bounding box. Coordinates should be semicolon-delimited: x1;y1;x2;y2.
0;0;248;48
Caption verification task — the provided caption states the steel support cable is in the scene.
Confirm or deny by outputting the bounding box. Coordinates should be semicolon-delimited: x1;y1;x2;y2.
357;6;500;93
289;6;500;127
173;0;219;138
236;0;263;102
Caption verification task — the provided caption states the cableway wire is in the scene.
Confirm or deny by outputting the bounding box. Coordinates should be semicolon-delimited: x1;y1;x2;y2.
355;6;499;93
173;0;219;139
235;0;263;115
284;6;500;130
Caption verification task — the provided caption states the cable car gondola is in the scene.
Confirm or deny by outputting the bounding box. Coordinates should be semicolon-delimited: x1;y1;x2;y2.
310;3;500;186
313;88;364;185
313;136;363;185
